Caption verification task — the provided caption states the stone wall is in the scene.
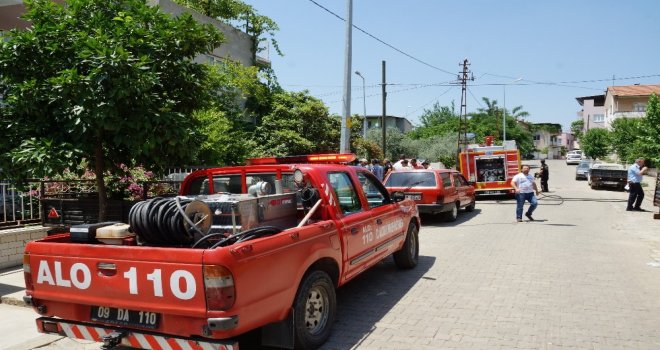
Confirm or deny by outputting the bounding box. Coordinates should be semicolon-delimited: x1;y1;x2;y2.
0;226;48;269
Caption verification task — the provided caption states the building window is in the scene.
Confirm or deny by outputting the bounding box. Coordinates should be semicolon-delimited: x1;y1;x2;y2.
593;114;605;123
533;134;540;141
633;103;646;112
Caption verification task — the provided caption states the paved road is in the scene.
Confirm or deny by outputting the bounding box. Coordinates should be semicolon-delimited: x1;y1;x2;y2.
322;160;660;350
7;160;660;349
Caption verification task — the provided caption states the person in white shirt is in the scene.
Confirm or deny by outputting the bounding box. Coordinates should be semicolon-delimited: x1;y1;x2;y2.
510;164;540;222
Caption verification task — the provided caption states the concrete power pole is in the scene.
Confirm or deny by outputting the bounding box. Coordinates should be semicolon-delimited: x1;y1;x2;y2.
381;60;387;158
340;0;353;153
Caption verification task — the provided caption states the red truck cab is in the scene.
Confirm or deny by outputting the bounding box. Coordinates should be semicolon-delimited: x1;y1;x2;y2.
23;154;420;350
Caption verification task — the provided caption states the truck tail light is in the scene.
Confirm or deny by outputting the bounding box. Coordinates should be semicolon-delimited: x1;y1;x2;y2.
23;254;34;291
204;265;235;311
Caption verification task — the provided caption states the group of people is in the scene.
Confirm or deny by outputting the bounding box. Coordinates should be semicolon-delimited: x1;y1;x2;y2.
511;157;651;223
357;156;431;181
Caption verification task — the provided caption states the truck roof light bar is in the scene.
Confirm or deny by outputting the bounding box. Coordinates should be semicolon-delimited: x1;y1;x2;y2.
246;153;356;165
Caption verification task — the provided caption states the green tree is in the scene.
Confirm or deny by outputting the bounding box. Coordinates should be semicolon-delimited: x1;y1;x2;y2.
0;0;222;219
366;127;414;161
610;117;644;163
640;93;660;165
409;102;459;139
509;105;530;121
581;128;611;159
571;119;584;140
253;90;339;156
173;0;281;58
471;98;534;156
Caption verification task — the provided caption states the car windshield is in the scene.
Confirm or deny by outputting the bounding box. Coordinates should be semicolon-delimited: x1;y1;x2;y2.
385;172;436;187
578;163;590;169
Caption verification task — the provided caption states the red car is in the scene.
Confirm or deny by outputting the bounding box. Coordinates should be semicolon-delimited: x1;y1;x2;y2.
384;169;476;221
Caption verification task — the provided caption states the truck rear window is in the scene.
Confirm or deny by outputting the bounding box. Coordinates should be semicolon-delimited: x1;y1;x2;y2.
385;172;436;187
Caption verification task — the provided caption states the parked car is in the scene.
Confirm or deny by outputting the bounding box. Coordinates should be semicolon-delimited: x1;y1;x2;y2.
384;169;475;221
566;153;582;165
575;160;593;180
588;163;627;190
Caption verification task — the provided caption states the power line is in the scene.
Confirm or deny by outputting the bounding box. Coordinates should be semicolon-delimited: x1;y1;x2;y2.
467;87;484;109
326;82;445;104
306;0;455;76
405;86;455;119
482;72;660;85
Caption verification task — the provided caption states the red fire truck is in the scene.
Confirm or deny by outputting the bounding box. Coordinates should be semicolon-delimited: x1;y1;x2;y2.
458;137;521;196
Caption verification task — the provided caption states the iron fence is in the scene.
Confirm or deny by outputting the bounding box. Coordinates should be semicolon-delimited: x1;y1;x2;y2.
0;181;42;226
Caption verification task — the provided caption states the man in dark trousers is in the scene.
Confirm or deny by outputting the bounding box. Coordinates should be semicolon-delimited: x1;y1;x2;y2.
627;158;649;211
539;159;549;192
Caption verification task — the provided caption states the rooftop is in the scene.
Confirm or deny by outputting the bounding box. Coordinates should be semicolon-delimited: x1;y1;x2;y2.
606;84;660;97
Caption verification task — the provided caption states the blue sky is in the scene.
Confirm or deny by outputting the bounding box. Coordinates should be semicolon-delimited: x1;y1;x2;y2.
242;0;660;131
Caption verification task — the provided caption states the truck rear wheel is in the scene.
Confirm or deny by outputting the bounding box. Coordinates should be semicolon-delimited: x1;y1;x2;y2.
293;270;336;349
393;223;419;269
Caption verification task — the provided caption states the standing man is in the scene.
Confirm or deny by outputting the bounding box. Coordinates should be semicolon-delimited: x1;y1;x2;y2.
511;164;540;222
539;159;549;192
627;158;649;211
370;159;384;181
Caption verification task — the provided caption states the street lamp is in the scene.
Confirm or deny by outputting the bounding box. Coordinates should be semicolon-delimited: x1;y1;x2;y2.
502;77;522;142
355;71;367;138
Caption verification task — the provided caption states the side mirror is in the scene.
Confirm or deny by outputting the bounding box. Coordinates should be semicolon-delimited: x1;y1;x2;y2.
391;191;406;202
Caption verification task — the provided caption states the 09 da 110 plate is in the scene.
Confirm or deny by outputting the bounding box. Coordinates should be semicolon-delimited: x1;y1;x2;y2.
91;306;160;329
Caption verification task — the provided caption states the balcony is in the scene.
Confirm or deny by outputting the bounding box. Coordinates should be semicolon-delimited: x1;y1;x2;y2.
611;111;646;119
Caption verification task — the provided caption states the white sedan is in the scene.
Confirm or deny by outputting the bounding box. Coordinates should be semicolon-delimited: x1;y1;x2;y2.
566;153;582;165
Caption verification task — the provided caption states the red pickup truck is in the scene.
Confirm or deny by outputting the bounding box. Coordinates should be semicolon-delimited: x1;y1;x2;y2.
23;154;420;350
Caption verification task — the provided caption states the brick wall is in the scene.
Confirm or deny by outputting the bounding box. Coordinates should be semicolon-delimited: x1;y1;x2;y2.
0;226;49;269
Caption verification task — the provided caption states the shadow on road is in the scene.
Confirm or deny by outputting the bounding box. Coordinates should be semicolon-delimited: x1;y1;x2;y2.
327;255;435;349
419;208;482;227
0;283;23;297
237;256;435;349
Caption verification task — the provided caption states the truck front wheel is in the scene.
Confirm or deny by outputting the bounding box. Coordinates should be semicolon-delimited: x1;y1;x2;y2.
293;270;336;349
393;223;419;269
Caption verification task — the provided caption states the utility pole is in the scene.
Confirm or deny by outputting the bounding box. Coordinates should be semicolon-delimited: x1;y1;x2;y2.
355;71;367;138
456;58;474;164
381;60;387;157
340;0;353;153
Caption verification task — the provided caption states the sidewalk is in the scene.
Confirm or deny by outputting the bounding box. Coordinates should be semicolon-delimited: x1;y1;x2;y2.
0;265;27;307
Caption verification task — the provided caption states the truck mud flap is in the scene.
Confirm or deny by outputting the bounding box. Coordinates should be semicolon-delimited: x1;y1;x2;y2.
35;317;238;350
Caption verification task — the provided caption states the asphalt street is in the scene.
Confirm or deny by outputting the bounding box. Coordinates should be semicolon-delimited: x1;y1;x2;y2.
3;159;660;350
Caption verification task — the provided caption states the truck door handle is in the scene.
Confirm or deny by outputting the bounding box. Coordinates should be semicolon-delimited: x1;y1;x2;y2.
97;262;117;277
376;219;383;225
350;227;358;235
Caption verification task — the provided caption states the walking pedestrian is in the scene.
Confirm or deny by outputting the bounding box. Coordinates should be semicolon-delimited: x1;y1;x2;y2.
539;159;549;192
421;161;431;169
511;164;540;222
626;158;649;211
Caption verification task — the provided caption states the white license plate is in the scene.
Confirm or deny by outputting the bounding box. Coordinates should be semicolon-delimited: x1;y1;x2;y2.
91;306;160;329
482;190;501;195
405;194;421;200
